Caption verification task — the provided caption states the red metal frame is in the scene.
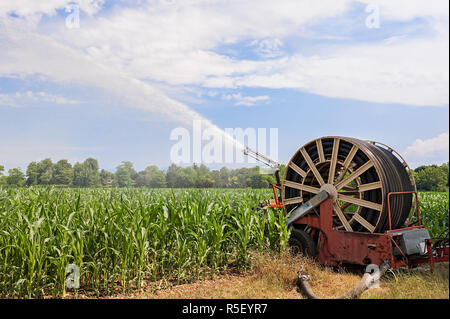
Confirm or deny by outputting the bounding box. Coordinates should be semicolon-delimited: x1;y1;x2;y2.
279;191;449;268
268;183;283;208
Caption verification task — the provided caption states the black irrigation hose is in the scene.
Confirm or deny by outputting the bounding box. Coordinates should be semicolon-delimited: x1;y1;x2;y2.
284;137;413;233
296;262;391;299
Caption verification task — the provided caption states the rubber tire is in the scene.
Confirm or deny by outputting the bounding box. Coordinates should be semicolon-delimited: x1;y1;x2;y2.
288;229;317;258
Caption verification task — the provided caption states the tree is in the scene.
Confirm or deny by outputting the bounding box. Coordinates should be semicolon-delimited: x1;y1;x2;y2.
114;161;136;187
6;168;26;187
218;167;231;188
52;160;74;185
72;162;84;187
73;158;100;187
180;166;197;188
83;158;100;187
100;169;114;186
415;163;449;192
248;166;268;188
194;164;214;187
136;166;166;188
166;164;198;188
441;162;449;188
0;165;5;186
26;162;39;186
37;158;53;185
166;164;180;188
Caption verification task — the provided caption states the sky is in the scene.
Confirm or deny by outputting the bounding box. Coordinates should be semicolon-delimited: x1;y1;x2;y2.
0;0;448;172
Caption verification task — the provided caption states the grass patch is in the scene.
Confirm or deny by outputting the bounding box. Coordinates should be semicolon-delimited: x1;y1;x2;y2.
95;252;448;299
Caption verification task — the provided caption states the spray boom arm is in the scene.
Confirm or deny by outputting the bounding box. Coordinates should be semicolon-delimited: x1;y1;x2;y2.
243;146;280;169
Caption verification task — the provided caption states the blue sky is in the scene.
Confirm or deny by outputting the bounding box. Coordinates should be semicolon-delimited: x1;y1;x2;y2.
0;0;448;172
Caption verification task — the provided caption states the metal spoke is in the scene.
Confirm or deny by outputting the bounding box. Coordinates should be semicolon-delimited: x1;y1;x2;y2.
316;139;325;163
333;202;353;231
300;148;325;186
328;138;339;184
288;162;306;178
283;196;303;205
351;214;375;232
335;160;374;190
284;180;320;194
337;193;382;211
358;181;382;192
335;145;358;183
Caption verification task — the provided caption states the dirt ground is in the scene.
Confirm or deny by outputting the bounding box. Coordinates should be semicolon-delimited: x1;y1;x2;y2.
70;252;449;299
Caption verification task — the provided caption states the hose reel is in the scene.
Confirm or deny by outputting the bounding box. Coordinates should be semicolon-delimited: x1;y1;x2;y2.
282;136;416;233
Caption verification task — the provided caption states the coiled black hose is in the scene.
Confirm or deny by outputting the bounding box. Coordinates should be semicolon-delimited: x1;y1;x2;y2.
283;137;413;233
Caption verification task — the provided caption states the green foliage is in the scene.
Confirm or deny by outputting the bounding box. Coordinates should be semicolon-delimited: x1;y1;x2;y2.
99;169;114;186
6;168;26;187
114;161;136;187
135;166;166;188
414;163;449;192
37;159;53;185
52;160;74;186
0;166;5;186
166;164;275;189
26;162;39;186
416;192;449;238
0;187;287;298
73;158;100;187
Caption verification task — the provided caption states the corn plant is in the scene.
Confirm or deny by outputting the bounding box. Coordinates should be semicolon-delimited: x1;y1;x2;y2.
0;187;287;298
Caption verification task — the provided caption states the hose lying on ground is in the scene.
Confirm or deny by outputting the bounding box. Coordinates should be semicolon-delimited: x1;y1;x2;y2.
296;262;391;299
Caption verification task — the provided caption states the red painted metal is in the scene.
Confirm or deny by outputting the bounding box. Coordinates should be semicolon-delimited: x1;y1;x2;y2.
264;186;448;268
426;239;435;269
289;194;448;268
269;183;283;208
294;198;393;266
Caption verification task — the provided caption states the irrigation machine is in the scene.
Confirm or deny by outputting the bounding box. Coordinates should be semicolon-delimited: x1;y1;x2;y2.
245;136;449;273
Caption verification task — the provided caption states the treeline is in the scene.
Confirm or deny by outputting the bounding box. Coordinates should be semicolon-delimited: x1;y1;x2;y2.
0;158;279;189
414;162;449;192
0;159;448;191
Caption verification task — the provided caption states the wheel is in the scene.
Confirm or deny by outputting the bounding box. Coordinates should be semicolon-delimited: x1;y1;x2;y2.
282;137;415;233
288;229;317;257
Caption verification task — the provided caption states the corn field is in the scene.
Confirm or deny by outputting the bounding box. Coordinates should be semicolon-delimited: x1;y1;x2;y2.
0;187;448;298
417;192;449;238
0;187;288;298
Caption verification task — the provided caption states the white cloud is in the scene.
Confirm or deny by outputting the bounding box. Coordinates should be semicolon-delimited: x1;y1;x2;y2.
36;0;447;107
0;0;448;125
357;0;449;21
250;38;285;58
0;18;212;126
0;0;105;17
0;14;242;152
0;91;80;107
222;35;449;106
403;132;449;166
223;93;270;106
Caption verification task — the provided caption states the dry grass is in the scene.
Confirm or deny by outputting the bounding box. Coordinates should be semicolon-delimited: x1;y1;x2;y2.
362;263;449;299
89;252;448;299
